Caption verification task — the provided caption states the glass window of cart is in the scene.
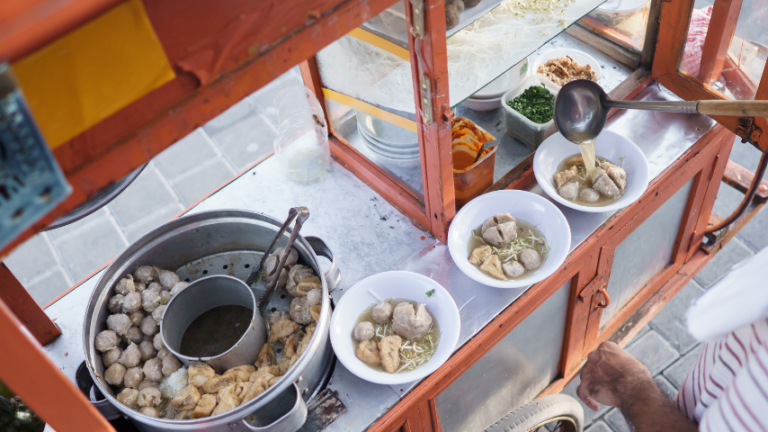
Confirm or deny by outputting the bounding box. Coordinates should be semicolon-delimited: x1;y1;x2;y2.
580;0;654;51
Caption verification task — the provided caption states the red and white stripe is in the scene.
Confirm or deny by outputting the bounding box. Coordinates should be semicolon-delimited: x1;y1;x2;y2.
676;318;768;431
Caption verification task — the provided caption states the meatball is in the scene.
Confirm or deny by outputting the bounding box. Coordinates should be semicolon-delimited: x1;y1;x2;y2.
108;295;125;314
159;291;172;305
289;297;312;325
445;0;464;29
116;388;139;409
140;407;159;417
481;213;516;233
306;289;322;307
157;270;179;290
105;363;126;386
102;347;122;367
152;305;166;322
123;326;143;345
580;188;600;203
120;343;142;368
169;282;189;297
107;314;132;336
123;367;144;388
137;380;157;391
519;249;542;270
140;316;158;336
156;348;171;360
95;330;119;352
503;261;525;278
139;341;157;361
122;292;142;313
162;355;182;377
115;276;135;295
142;290;160;313
483;221;517;247
354;322;375;341
143;358;163;382
134;282;146;293
137;387;162;407
147;282;162;294
392;302;433;340
134;266;157;284
153;333;165;351
371;301;393;324
128;310;145;326
558;181;580;200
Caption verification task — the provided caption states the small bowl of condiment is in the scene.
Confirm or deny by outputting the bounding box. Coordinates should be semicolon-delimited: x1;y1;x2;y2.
502;76;559;150
534;49;601;88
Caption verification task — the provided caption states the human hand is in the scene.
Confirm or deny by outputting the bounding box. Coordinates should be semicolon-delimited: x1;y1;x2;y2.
576;341;654;412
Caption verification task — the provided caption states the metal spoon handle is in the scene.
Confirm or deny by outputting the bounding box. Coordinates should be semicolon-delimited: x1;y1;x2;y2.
603;99;699;114
258;208;310;310
245;207;299;286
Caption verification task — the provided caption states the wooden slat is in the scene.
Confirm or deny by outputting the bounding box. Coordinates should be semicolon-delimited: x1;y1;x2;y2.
652;0;694;78
640;0;664;67
698;0;743;84
722;159;768;201
0;263;61;345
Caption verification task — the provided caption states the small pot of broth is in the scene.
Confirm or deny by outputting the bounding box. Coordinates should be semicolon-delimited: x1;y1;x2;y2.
160;275;267;373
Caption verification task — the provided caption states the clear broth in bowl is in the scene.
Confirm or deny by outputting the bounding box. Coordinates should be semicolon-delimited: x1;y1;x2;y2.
467;218;549;280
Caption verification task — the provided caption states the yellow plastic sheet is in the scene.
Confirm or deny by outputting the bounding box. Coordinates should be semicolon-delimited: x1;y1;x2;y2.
12;0;175;149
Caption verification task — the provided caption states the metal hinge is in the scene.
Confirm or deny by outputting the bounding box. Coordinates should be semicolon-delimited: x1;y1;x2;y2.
736;116;763;145
419;73;433;125
411;0;425;38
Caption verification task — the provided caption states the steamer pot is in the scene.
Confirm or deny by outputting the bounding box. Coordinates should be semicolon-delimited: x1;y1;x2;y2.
83;209;339;432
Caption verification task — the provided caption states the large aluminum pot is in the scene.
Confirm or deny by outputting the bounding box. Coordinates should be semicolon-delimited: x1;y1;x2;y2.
83;209;339;432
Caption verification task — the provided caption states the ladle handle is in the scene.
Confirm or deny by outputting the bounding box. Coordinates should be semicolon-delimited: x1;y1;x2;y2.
696;100;768;117
603;99;699;113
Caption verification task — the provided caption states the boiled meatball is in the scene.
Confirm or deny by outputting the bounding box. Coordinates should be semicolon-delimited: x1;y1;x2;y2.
306;289;322;307
137;380;157;391
147;282;162;294
152;305;166;323
123;326;143;345
137;387;162;407
580;188;600;203
289;297;312;325
379;335;402;373
159;291;172;305
134;282;146;293
153;333;165;351
139;341;156;361
157;348;171;360
129;310;145;326
170;282;189;297
392;302;433;340
120;343;142;368
503;261;525;278
140;316;158;336
286;265;315;297
140;407;159;417
162;355;182;377
95;330;119;352
108;295;125;314
158;270;179;290
445;0;464;29
142;290;160;312
115;276;136;295
122;292;142;313
102;347;122;368
134;266;157;284
483;221;517;247
519;249;542;270
105;363;126;386
354;321;375;341
116;388;139;409
481;213;516;234
355;340;381;365
143;358;163;382
107;314;132;336
371;301;393;324
123;367;143;388
558;182;580;200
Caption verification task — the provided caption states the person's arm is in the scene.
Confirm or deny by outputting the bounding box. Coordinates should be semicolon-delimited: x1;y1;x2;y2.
577;341;697;432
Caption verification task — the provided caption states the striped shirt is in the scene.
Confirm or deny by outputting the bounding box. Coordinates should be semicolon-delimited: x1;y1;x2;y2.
676;318;768;431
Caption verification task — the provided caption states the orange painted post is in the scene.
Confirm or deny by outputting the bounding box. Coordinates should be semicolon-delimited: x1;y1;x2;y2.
0;263;61;345
0;297;115;432
697;0;743;84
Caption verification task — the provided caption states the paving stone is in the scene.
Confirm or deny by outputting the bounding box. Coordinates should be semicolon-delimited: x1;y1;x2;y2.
711;183;743;221
693;238;753;288
154;129;220;181
654;375;678;401
124;203;185;242
26;267;71;306
50;213;128;282
663;344;704;389
203;97;258;136
625;331;679;375
604;409;630;432
561;377;610;427
735;206;768;252
3;234;59;285
108;164;179;228
728;138;764;175
584;420;613;432
649;280;704;354
170;158;236;206
211;114;277;171
46;208;109;242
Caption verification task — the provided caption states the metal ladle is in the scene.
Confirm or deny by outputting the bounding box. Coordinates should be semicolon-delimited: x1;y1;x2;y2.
554;79;768;143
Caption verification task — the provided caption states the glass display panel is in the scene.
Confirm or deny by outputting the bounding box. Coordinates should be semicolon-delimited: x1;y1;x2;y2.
580;0;652;50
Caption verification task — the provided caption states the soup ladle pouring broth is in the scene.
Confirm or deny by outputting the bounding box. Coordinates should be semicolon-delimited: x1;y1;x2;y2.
554;79;768;144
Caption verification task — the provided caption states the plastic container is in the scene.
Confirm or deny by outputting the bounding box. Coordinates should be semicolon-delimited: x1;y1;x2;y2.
501;76;559;151
274;87;331;182
533;49;602;87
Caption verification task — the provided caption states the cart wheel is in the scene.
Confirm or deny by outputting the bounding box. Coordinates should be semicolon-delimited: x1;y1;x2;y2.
485;394;584;432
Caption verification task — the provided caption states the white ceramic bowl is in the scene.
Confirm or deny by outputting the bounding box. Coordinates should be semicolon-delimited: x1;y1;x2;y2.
472;58;530;100
330;271;460;385
463;96;502;112
533;49;602;86
533;130;650;213
447;190;571;289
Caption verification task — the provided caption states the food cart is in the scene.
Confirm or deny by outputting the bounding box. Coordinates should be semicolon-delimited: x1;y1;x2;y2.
1;0;767;430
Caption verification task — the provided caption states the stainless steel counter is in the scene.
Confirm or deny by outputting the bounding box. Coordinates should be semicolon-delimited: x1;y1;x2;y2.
41;82;715;432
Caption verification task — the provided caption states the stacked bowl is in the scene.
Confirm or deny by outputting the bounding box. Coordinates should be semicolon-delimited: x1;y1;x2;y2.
356;111;421;167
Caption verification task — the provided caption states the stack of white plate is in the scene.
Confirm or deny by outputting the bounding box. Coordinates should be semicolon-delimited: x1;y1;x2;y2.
356;111;420;166
465;58;530;112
